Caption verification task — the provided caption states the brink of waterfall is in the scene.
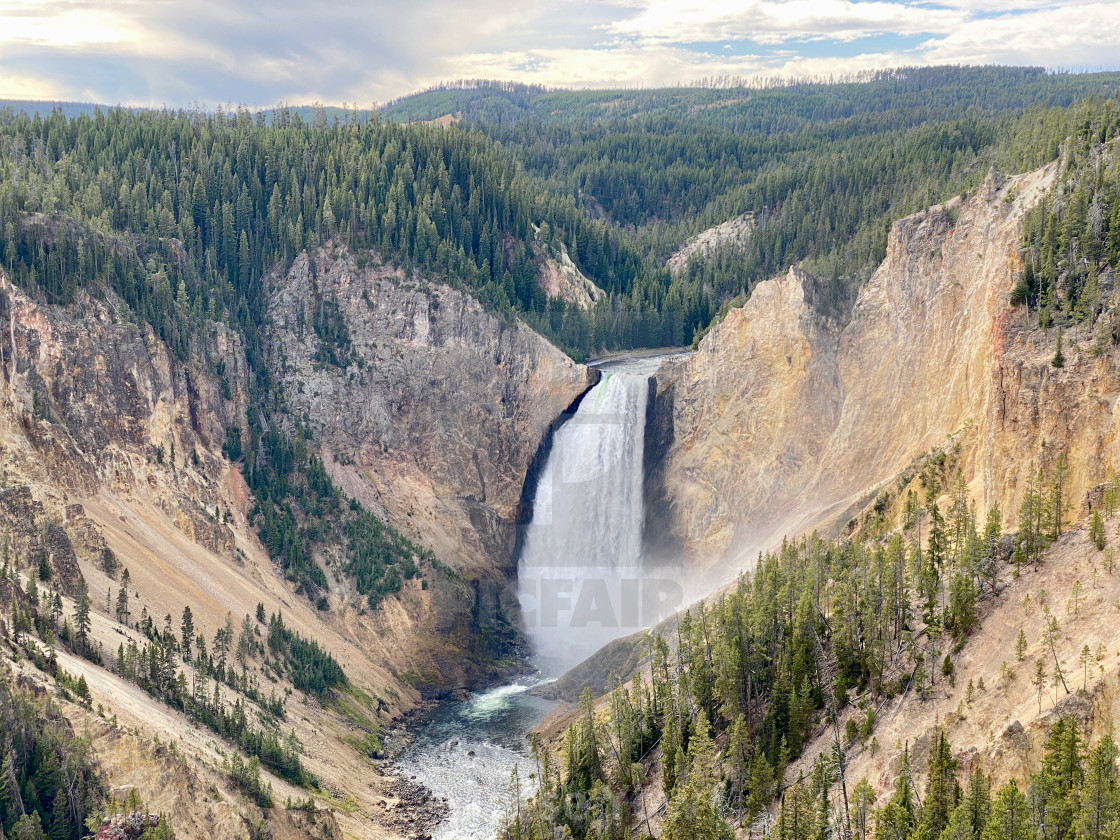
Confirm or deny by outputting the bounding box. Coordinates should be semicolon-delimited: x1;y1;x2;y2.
518;355;681;673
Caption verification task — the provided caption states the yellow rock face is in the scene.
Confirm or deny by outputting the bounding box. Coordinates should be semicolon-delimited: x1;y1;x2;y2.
656;163;1078;578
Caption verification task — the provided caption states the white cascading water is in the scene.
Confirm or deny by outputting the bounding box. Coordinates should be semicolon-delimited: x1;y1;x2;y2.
518;361;668;672
397;356;684;840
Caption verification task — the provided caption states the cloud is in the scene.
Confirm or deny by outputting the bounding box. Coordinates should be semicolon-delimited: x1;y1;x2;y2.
0;0;1116;106
2;0;137;48
442;43;924;90
606;0;965;46
918;2;1120;68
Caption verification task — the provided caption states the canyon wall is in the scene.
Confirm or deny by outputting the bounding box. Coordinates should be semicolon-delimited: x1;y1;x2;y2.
0;247;596;694
262;248;595;581
651;162;1115;578
0;255;594;837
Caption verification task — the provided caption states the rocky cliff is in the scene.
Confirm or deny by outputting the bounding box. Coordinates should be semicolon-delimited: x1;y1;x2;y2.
259;248;597;688
534;242;606;309
0;254;595;837
0;274;248;587
666;214;754;276
652;163;1068;577
262;248;595;583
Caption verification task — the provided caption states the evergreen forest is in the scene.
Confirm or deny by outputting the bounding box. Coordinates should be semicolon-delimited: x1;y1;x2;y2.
500;457;1120;840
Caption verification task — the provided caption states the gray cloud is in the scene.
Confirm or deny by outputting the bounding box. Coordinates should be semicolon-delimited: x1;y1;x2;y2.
0;0;620;105
0;0;1117;105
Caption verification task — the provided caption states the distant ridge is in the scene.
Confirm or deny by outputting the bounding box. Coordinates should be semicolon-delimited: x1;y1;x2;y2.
0;99;136;118
0;99;379;125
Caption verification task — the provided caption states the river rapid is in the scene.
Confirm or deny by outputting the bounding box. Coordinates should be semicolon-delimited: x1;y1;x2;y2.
393;677;555;840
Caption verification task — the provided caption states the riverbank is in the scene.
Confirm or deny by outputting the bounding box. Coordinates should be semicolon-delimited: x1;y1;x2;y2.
375;702;452;840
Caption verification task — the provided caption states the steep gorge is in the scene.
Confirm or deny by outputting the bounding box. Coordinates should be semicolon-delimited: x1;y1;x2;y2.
262;248;596;684
648;160;1100;581
0;253;595;838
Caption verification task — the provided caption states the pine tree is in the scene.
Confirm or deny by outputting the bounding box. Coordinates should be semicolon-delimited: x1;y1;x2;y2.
981;781;1031;840
181;606;194;663
661;711;734;839
979;504;1001;594
9;812;43;840
852;778;876;840
72;577;91;656
115;586;128;626
942;802;976;840
1090;512;1106;551
746;750;776;826
47;789;68;840
1051;452;1070;539
726;714;750;824
1053;328;1066;368
964;767;991;837
1;745;25;819
26;577;41;613
661;703;682;798
1034;658;1049;712
920;729;960;838
49;591;61;631
1073;734;1120;840
1031;717;1083;840
875;747;916;840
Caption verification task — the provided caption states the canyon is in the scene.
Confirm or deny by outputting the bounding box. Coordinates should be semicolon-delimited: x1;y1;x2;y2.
2;144;1119;838
0;255;595;838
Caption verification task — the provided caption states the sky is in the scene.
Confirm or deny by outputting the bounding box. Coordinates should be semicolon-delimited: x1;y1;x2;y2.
1;0;1119;108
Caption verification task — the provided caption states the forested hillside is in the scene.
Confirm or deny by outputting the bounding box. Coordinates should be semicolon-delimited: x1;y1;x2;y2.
504;451;1120;840
1016;105;1120;331
388;68;1120;337
4;68;1120;365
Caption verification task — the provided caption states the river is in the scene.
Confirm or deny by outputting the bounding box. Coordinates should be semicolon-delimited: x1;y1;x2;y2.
393;677;556;840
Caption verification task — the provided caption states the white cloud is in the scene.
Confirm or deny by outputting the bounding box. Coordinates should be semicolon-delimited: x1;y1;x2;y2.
446;45;762;89
0;0;1116;106
1;0;137;48
439;43;922;90
0;71;62;100
919;3;1120;68
606;0;965;46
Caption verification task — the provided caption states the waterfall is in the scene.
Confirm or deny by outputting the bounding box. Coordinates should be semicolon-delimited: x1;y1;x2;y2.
518;360;677;672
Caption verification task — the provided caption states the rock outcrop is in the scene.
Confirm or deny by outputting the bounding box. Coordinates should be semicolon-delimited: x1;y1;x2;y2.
646;266;842;569
0;275;248;582
95;813;163;840
262;249;596;682
263;248;595;577
652;164;1067;576
666;213;754;276
533;241;605;309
